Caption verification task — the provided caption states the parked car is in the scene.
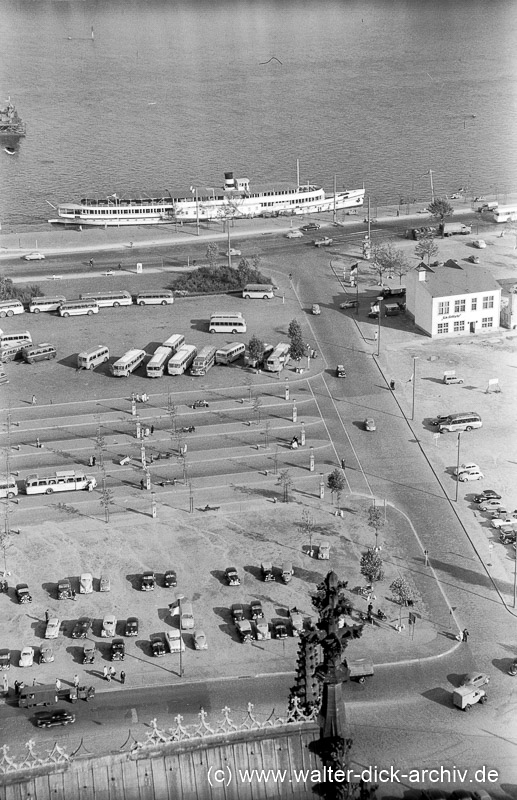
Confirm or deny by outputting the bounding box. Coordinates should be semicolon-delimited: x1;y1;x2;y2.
24;252;45;261
79;573;93;594
180;600;195;630
193;630;208;650
191;400;209;409
110;639;125;661
508;658;517;676
285;229;303;238
82;641;95;664
36;709;75;728
461;672;490;688
281;562;293;583
231;603;245;622
19;646;34;667
474;489;502;504
57;578;73;600
99;575;110;592
454;462;480;476
225;567;240;586
479;498;505;512
499;530;516;545
224;248;241;257
430;414;451;426
364;418;376;432
250;600;264;620
15;583;32;603
290;609;304;636
45;618;60;639
141;571;156;591
468;255;480;264
163;570;177;588
125;617;139;636
318;541;330;559
100;614;117;638
473;239;486;248
336;364;347;378
71;617;92;639
301;222;321;232
261;562;274;581
255;619;270;640
0;649;11;670
452;685;487;711
150;634;166;657
313;236;333;247
273;622;288;639
443;372;464;385
457;469;484;482
340;300;359;309
236;619;253;643
165;629;185;653
491;516;517;529
311;304;321;315
39;645;54;664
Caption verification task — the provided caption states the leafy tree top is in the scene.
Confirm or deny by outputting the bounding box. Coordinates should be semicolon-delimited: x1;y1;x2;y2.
427;198;454;222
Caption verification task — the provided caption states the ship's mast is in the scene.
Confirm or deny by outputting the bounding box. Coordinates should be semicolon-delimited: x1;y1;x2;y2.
296;159;300;188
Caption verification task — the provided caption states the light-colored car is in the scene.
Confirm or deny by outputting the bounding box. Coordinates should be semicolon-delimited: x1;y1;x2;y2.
479;498;504;512
165;629;185;653
457;469;484;482
313;236;333;247
19;646;35;667
180;600;195;630
100;613;117;638
364;418;376;432
255;618;270;640
340;300;359;309
318;541;330;559
79;573;93;594
461;671;490;688
285;229;303;239
193;630;208;650
45;617;60;639
224;248;241;257
312;304;321;315
473;239;486;249
491;516;517;529
454;462;480;477
39;645;54;664
24;252;45;261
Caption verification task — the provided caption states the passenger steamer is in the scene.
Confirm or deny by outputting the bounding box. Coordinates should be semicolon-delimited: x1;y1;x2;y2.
49;171;365;227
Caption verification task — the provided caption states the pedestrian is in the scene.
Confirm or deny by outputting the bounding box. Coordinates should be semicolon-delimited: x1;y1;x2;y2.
288;272;292;280
109;666;116;680
33;677;37;686
71;589;76;601
73;674;80;688
89;455;94;467
31;395;36;405
129;241;133;248
45;609;50;623
89;258;94;268
389;379;396;391
103;665;109;681
150;425;154;435
462;628;469;643
55;678;61;691
14;680;19;696
92;456;96;466
2;673;8;694
374;331;378;342
36;437;41;448
117;263;122;270
140;479;145;490
120;671;126;685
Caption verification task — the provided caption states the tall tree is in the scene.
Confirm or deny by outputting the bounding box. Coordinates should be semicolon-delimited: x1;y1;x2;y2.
327;468;346;510
206;242;219;269
414;235;439;266
427;198;454;224
288;318;306;361
247;334;265;367
370;242;409;285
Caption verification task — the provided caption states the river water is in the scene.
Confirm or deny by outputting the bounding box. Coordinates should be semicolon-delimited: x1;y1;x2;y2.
1;0;516;229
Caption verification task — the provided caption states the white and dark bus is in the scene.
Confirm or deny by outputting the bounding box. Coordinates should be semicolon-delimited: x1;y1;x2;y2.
0;300;25;318
146;345;173;378
242;284;274;300
80;291;132;308
24;470;97;495
215;342;246;365
167;344;197;375
135;290;174;306
162;334;185;353
0;331;32;347
77;345;110;370
190;345;217;376
59;300;99;317
209;314;246;334
111;348;146;377
29;296;66;314
264;343;290;372
493;205;517;223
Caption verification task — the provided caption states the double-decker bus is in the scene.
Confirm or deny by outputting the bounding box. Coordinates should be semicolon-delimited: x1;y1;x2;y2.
111;349;146;377
190;345;217;376
146;346;173;378
80;291;132;308
24;470;97;495
167;345;197;375
162;334;185;353
264;343;290;372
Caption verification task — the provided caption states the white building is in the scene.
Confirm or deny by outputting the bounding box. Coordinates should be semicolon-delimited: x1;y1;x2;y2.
405;260;501;338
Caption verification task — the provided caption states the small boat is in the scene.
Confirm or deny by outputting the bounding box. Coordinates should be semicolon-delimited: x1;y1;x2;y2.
4;146;15;155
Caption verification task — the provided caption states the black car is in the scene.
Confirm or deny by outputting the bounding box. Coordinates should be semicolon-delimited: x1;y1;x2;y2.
141;571;156;591
111;638;125;661
125;617;139;636
164;570;177;588
273;622;288;639
191;400;209;409
15;584;32;604
250;600;264;620
150;634;166;657
71;617;92;639
474;489;502;504
36;709;76;728
225;567;240;586
301;222;321;232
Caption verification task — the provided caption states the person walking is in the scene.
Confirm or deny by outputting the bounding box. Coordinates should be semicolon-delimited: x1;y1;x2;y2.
109;666;116;681
73;674;80;688
45;609;50;623
150;425;154;435
103;665;109;681
31;395;36;405
462;628;469;643
120;670;126;685
140;479;145;490
55;678;61;691
2;673;8;694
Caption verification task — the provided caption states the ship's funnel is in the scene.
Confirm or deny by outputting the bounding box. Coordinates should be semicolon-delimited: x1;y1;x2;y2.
224;172;236;190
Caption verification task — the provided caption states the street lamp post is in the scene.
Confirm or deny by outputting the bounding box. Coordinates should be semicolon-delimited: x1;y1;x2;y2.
411;357;419;421
455;432;461;502
376;296;383;357
177;594;185;677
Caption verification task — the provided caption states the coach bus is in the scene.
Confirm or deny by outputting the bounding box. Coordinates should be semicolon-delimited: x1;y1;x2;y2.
168;344;197;375
215;342;246;365
0;331;32;347
24;470;97;495
162;334;185;353
146;346;173;378
190;345;217;376
242;284;274;300
208;314;246;334
80;291;132;308
59;300;99;317
135;290;174;306
0;475;18;499
492;205;517;223
111;349;146;377
264;343;290;372
0;300;25;318
29;296;66;314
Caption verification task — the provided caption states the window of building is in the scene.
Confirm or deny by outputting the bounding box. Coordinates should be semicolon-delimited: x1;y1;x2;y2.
454;299;466;313
471;298;477;311
437;322;449;335
438;301;449;315
481;317;493;329
482;295;494;309
453;321;465;332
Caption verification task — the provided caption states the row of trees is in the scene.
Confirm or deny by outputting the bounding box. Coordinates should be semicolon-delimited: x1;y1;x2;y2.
0;276;41;304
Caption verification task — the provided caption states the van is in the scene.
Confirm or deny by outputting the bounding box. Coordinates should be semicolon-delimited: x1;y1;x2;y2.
21;343;57;364
384;303;400;316
0;299;24;318
77;346;110;370
439;413;482;433
19;684;58;708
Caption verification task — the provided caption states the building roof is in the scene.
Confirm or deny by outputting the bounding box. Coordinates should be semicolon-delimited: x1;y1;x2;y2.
414;260;501;299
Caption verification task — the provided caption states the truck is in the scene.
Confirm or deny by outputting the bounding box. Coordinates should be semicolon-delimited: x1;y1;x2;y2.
19;684;59;708
439;222;472;236
452;684;487;711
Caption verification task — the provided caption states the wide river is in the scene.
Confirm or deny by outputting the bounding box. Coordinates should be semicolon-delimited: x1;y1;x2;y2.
1;0;516;229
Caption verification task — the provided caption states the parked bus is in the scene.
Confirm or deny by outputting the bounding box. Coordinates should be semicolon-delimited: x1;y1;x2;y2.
77;345;110;370
0;299;24;318
264;343;290;372
0;331;32;347
111;349;146;377
135;290;174;306
209;315;247;334
25;470;97;495
29;296;66;314
80;291;132;308
162;334;185;353
242;284;274;300
244;343;274;369
210;312;244;320
215;342;246;365
59;300;99;318
0;475;18;499
190;345;217;376
0;342;25;362
167;344;197;375
493;205;517;223
146;346;173;378
21;343;57;363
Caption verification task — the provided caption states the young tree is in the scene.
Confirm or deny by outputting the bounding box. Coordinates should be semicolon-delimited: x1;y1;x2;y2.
99;473;115;524
206;242;219;269
427;198;454;224
252;395;263;424
414;235;439;266
288;318;306;361
327;468;346;510
370;242;410;285
390;576;415;606
277;469;293;503
367;504;384;549
288;318;303;340
360;549;384;584
247;334;265;368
